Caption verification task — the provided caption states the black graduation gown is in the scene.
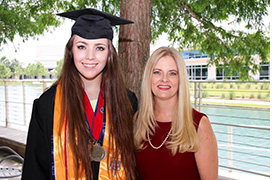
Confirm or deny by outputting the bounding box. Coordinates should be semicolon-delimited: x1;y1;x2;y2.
21;85;138;180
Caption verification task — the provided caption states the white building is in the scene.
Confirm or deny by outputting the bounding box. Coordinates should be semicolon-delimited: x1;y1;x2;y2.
181;50;270;81
35;44;64;70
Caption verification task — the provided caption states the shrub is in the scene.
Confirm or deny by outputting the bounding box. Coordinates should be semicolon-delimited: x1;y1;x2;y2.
266;92;270;101
257;93;262;99
229;92;235;100
202;91;209;98
249;94;255;99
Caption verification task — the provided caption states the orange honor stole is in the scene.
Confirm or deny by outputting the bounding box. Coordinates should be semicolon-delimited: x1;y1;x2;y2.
52;83;126;179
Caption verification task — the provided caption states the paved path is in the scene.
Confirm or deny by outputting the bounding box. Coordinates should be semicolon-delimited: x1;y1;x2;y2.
202;98;270;106
0;127;27;157
0;127;26;179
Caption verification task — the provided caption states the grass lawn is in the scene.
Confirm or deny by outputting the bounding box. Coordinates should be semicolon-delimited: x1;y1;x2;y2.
190;82;270;102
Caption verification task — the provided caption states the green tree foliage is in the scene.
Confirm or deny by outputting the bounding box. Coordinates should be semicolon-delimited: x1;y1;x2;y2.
0;0;120;46
24;62;48;78
1;0;58;45
24;64;35;78
0;56;22;77
9;58;23;76
1;0;270;81
151;0;270;80
55;59;64;77
0;63;12;78
13;64;23;77
0;56;9;66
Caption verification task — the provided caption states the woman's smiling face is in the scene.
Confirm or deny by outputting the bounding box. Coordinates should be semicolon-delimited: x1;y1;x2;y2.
151;55;179;101
72;35;109;82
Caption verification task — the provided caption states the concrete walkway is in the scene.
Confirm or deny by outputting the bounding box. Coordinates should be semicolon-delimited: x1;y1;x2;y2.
191;97;270;106
0;127;26;179
202;98;270;106
0;126;27;157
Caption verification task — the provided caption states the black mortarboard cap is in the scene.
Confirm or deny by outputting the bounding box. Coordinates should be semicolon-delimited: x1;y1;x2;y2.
57;8;133;41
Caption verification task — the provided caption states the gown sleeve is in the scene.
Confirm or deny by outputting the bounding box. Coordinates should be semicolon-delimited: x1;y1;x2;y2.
22;88;55;180
21;99;52;180
127;89;138;113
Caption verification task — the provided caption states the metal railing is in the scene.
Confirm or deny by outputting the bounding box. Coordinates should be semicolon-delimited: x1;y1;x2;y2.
0;79;270;179
0;79;54;130
213;121;270;177
189;80;270;178
191;80;270;111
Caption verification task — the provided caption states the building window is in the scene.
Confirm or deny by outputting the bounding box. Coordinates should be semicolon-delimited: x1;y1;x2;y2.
216;66;241;80
186;65;208;80
180;50;209;60
260;63;270;80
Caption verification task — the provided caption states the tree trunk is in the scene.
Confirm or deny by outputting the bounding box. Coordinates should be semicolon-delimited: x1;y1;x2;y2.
119;0;152;99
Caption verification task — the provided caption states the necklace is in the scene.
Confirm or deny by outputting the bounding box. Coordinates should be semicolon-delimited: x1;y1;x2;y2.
148;128;172;149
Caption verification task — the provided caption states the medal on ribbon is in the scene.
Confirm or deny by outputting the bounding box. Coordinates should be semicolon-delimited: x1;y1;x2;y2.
84;87;107;162
91;142;107;162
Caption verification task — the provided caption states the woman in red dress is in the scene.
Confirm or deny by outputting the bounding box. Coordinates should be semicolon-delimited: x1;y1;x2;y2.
134;47;218;180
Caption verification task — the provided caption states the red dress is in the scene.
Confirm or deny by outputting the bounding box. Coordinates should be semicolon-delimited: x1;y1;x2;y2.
135;109;205;180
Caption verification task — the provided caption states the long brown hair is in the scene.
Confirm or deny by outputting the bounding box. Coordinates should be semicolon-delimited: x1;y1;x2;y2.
54;36;136;179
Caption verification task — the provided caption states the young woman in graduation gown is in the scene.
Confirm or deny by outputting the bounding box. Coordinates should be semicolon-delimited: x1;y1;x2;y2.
22;8;138;180
134;47;218;180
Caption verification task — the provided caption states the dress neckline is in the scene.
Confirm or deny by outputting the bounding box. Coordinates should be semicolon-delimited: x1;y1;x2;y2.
156;120;172;124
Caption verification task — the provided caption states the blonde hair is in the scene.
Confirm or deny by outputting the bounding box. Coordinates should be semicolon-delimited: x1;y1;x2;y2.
134;47;198;155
